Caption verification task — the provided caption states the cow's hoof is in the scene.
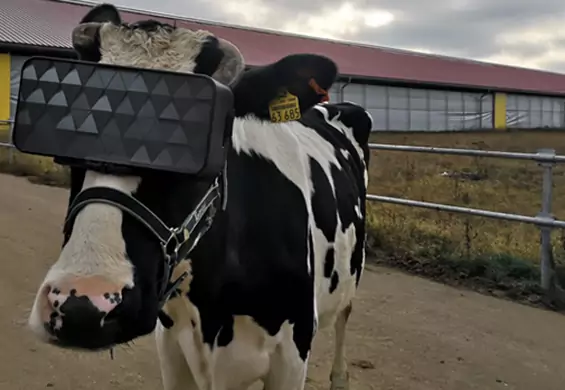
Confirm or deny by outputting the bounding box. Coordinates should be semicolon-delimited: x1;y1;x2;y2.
330;372;349;390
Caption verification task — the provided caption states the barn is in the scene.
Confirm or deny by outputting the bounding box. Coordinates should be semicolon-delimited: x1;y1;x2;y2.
2;0;565;133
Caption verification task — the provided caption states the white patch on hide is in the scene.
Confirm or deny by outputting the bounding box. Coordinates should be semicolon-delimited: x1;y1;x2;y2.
316;218;358;330
313;104;371;193
231;107;364;332
312;105;369;166
158;313;306;390
46;171;141;287
28;171;141;339
156;103;370;389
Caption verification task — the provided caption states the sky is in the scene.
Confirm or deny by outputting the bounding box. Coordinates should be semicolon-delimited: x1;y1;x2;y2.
104;0;565;73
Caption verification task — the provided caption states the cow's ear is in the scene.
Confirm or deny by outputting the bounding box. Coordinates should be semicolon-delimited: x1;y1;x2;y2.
210;38;245;86
232;54;338;119
72;4;122;61
80;3;122;24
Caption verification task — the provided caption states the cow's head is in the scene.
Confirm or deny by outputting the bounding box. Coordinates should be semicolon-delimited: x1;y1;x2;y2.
27;3;338;350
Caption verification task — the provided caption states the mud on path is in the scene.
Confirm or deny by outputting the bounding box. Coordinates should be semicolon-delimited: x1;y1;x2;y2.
1;173;565;390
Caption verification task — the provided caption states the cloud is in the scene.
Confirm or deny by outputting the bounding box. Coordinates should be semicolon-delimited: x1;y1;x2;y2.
104;0;565;73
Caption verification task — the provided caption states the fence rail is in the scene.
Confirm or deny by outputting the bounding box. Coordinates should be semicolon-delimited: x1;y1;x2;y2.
366;195;565;229
367;143;565;296
1;122;564;298
368;143;565;163
0;119;13;148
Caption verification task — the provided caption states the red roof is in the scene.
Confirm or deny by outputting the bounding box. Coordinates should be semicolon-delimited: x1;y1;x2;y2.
2;0;565;95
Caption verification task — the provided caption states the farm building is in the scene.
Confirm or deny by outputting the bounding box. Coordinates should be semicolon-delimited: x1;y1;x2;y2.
2;0;565;132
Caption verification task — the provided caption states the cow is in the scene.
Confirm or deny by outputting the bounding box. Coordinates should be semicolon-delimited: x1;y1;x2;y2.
26;3;373;390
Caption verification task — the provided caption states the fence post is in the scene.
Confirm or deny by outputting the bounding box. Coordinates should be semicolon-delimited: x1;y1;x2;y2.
8;121;13;164
536;148;556;292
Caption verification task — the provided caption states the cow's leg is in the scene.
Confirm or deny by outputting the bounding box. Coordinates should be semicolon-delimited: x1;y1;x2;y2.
262;340;310;390
262;319;313;390
329;302;353;390
155;321;199;390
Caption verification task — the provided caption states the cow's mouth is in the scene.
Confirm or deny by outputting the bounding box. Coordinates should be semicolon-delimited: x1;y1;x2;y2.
43;317;121;351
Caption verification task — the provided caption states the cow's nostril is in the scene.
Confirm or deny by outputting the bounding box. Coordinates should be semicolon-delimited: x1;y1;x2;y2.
45;286;123;328
37;278;127;349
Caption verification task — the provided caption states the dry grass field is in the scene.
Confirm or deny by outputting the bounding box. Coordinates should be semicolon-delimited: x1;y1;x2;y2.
0;129;70;186
366;130;565;303
2;128;565;304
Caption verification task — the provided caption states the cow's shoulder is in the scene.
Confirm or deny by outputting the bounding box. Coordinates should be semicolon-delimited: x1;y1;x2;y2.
311;102;372;145
298;102;372;166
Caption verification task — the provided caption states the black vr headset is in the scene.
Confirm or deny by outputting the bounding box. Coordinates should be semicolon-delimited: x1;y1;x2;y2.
12;56;234;177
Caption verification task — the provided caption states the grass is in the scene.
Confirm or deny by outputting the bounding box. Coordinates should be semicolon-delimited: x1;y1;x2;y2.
0;130;70;187
365;129;565;307
2;127;565;307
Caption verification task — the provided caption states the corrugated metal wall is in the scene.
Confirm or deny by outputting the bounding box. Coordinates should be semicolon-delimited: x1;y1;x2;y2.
330;81;565;131
505;93;564;128
6;54;565;132
9;55;24;124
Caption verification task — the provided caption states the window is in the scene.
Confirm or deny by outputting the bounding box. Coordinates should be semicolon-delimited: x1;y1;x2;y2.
328;82;342;103
447;92;464;111
10;55;29;121
429;91;447;111
410;110;429;130
409;88;428;110
430;111;447;130
389;109;409;130
365;85;387;108
367;108;387;130
331;81;497;131
342;83;364;105
507;94;565;128
388;87;409;109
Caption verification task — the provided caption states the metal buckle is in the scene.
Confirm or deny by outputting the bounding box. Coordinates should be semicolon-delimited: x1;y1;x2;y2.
162;229;182;264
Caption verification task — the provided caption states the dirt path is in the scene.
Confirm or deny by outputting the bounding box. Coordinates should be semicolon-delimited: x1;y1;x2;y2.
1;172;565;390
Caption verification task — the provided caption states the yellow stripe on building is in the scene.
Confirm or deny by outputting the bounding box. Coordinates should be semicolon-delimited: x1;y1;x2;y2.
0;53;10;134
493;92;507;129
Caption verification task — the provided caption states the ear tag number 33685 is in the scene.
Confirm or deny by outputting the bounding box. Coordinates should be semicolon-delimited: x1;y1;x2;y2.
268;91;301;123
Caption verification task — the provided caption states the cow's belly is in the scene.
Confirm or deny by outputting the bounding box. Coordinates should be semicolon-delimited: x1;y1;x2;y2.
210;316;281;389
161;309;293;390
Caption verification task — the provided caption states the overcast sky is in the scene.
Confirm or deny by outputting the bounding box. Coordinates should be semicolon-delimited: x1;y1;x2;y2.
105;0;565;73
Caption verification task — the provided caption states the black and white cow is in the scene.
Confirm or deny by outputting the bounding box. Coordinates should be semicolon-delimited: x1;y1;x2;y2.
27;4;372;390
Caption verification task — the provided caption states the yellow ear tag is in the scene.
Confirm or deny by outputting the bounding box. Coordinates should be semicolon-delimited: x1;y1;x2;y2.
268;91;301;123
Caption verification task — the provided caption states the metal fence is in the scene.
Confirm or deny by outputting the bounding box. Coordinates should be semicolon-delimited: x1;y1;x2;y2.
0;119;13;147
367;143;565;298
1;118;564;297
0;120;14;164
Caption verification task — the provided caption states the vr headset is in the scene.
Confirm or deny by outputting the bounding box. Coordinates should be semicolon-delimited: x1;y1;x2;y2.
12;56;234;177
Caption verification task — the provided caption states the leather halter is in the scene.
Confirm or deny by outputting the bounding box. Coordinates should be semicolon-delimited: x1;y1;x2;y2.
63;174;222;327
